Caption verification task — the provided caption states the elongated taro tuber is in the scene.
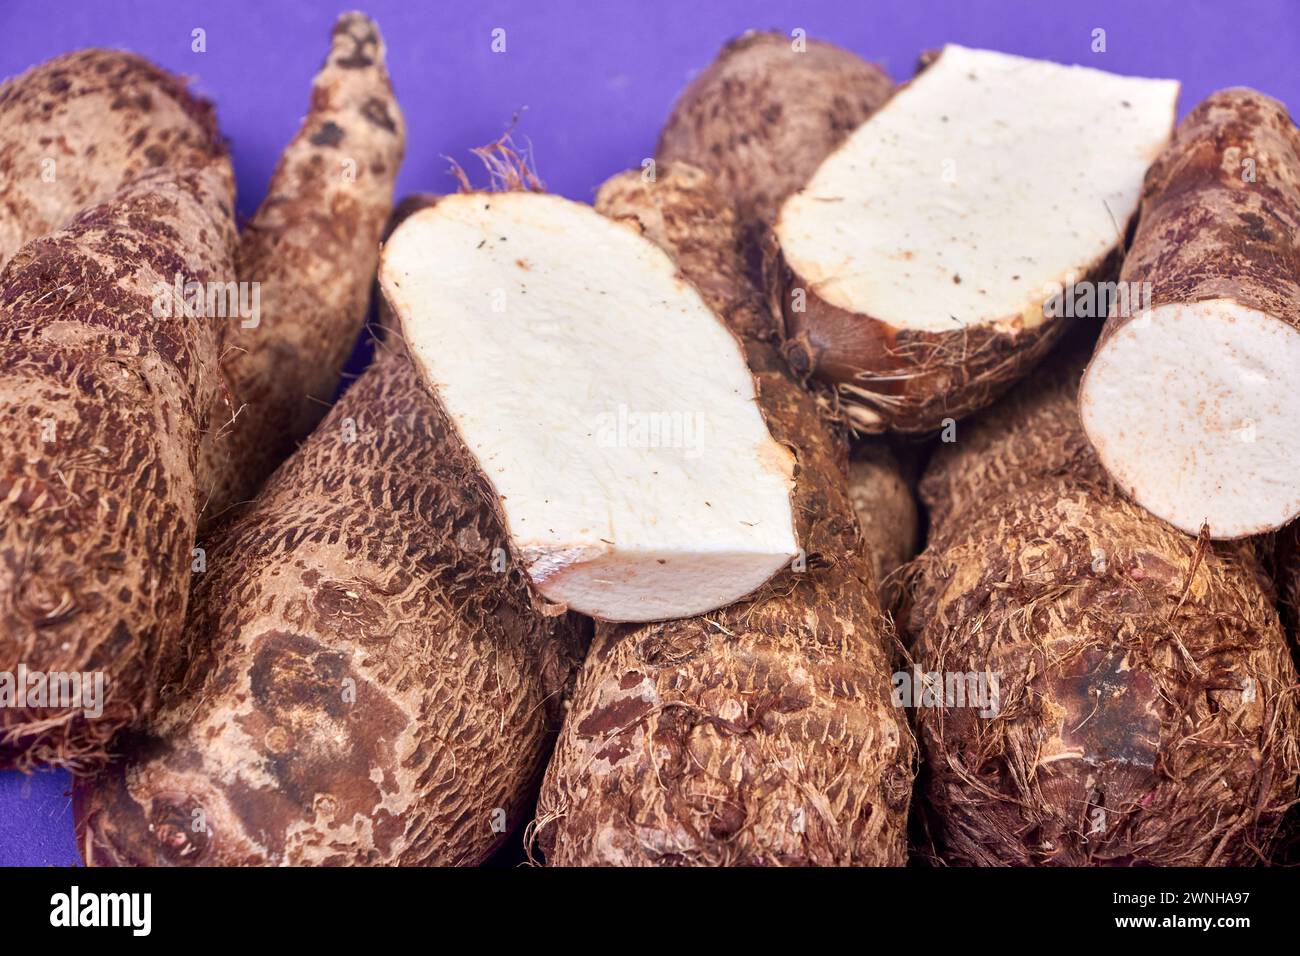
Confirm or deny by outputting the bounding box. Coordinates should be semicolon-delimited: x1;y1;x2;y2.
380;186;798;623
75;345;587;866
907;350;1300;865
199;12;405;527
534;164;914;866
1080;89;1300;538
772;45;1178;433
0;164;237;770
0;48;225;268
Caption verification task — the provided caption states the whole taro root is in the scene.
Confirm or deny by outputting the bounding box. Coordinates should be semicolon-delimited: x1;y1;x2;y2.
907;351;1300;865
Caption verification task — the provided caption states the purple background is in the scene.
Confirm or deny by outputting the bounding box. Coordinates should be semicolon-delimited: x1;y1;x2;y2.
1;0;1296;867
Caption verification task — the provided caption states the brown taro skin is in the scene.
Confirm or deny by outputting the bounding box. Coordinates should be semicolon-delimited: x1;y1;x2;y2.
1086;88;1300;370
848;443;920;613
534;164;914;867
656;30;893;264
0;48;225;268
198;13;406;529
772;253;1075;435
0;165;238;771
906;351;1300;865
76;345;586;866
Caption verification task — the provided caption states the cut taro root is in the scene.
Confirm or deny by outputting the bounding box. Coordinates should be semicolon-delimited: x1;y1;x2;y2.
1080;89;1300;539
380;191;798;622
772;45;1179;433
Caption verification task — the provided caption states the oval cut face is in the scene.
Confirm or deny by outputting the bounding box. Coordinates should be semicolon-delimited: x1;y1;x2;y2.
381;191;797;622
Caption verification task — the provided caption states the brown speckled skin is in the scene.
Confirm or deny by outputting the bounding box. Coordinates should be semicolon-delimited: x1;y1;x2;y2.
774;254;1075;434
0;164;238;771
535;165;915;867
1088;89;1300;356
75;345;587;866
656;30;892;270
0;48;225;268
199;13;405;528
907;350;1300;865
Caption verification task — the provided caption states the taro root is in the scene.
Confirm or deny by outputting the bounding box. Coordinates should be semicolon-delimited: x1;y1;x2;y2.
75;345;587;866
199;12;405;527
0;164;237;771
1081;89;1300;538
380;187;799;622
907;350;1300;865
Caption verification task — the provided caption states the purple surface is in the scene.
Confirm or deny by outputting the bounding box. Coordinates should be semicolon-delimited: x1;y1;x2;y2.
0;0;1296;867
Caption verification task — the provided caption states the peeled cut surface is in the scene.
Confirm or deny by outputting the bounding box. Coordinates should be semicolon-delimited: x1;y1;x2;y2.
1081;301;1300;537
773;45;1179;432
380;192;798;622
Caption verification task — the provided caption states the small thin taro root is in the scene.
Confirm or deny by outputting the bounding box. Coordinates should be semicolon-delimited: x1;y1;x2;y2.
1080;89;1300;538
199;12;405;526
848;443;920;611
907;351;1300;865
75;346;586;866
656;30;892;261
0;165;237;770
772;45;1179;433
380;190;798;623
0;48;225;267
534;165;914;866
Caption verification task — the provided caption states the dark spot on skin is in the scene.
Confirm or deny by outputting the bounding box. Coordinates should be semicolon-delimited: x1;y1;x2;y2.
953;274;962;284
144;144;167;166
333;25;378;69
575;689;653;737
1238;212;1274;243
310;121;345;147
361;97;396;133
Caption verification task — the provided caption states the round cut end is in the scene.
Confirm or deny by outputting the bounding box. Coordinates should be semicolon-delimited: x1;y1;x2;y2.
1080;299;1300;538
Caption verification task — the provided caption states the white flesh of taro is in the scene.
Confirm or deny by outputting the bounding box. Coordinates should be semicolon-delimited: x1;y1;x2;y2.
776;45;1179;334
1080;300;1300;538
380;192;798;622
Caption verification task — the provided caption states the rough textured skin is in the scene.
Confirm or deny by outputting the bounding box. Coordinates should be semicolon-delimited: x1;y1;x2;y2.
906;351;1300;865
1088;88;1300;360
535;164;914;867
0;165;238;771
848;443;919;612
75;345;587;866
199;13;405;528
774;252;1076;434
0;48;225;268
656;30;892;269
